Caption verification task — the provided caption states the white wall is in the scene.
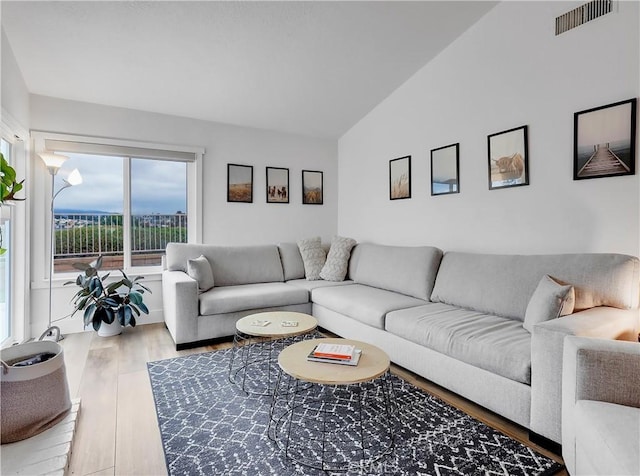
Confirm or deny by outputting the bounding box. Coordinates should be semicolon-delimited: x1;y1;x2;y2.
338;1;640;257
1;28;29;126
29;95;338;336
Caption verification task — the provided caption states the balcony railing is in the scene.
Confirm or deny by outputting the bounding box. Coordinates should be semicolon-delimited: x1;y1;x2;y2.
53;213;187;272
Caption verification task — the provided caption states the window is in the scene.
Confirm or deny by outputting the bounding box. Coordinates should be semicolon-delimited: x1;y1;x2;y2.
1;138;12;343
33;132;203;275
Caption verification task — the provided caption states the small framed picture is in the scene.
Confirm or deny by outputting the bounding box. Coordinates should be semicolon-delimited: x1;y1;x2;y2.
302;170;323;205
431;143;460;196
266;167;289;203
574;98;637;180
487;125;529;190
227;163;253;203
389;156;411;200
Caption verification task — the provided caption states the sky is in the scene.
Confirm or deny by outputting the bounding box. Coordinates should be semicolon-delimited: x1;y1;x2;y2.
54;153;187;214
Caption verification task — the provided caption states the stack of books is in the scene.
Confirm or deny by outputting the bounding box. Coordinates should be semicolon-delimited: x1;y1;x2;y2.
307;343;362;366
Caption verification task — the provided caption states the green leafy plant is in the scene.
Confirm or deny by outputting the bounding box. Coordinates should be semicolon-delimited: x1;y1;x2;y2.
1;152;25;202
0;152;25;255
65;256;151;331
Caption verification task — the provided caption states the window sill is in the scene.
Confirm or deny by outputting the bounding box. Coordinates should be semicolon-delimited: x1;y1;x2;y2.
31;269;163;290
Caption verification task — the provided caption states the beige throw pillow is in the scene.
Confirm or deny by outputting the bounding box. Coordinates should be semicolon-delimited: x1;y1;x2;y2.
320;236;357;281
523;275;575;333
187;255;215;292
297;237;326;281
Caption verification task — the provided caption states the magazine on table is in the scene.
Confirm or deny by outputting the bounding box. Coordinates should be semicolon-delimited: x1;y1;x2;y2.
307;345;362;366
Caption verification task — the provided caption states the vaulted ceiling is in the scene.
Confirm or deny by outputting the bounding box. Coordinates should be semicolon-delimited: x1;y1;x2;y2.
2;1;496;138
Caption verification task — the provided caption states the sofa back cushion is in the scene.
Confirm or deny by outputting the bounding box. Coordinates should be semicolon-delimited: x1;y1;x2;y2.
277;242;306;281
165;243;284;286
348;243;443;300
430;252;640;321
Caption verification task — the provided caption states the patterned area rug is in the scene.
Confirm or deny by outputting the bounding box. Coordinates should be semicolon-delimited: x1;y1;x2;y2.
148;344;563;476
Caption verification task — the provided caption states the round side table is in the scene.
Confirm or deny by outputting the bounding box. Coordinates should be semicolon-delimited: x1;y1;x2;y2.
271;338;396;472
228;311;317;396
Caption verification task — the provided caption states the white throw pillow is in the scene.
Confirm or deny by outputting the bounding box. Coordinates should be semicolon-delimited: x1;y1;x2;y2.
297;237;326;281
320;236;357;281
523;275;575;332
187;255;215;292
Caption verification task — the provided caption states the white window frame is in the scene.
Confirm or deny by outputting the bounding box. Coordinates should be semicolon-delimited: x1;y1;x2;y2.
31;131;204;280
1;109;29;346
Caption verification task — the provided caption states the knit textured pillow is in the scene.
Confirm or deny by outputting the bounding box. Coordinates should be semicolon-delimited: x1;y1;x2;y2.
320;236;357;281
297;237;326;281
523;275;575;332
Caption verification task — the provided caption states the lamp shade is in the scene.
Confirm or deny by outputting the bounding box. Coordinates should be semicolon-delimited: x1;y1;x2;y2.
66;168;83;186
39;153;69;173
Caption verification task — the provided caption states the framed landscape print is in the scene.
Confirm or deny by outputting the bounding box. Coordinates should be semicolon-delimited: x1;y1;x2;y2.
266;167;289;203
302;170;323;205
487;125;529;190
389;155;411;200
573;98;637;180
431;143;459;196
227;163;253;203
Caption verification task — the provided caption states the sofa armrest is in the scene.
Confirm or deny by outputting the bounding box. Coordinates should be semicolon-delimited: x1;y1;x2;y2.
162;270;199;347
530;307;638;443
562;336;640;474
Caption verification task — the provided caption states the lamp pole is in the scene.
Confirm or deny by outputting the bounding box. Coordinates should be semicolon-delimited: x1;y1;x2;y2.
38;153;81;341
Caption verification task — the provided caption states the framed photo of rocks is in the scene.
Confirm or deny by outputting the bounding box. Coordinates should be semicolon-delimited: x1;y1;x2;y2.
487;125;529;190
574;98;637;180
302;170;323;205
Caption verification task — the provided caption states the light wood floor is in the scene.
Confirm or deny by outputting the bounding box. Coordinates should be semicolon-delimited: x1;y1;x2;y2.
60;322;566;475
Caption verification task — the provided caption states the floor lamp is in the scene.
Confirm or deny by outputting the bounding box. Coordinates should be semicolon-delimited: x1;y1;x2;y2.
38;153;83;342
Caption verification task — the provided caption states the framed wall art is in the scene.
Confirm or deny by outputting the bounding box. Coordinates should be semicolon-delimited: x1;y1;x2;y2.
574;98;637;180
431;143;460;196
487;125;529;190
389;155;411;200
302;170;323;205
266;167;289;203
227;163;253;203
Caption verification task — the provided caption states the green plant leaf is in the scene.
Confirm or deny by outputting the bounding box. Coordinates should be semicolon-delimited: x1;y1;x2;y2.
92;317;101;331
83;304;96;326
124;306;132;326
130;315;136;327
138;302;149;314
129;292;142;305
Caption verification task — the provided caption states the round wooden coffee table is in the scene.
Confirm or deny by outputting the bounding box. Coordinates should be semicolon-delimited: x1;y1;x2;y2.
228;311;317;395
271;338;396;471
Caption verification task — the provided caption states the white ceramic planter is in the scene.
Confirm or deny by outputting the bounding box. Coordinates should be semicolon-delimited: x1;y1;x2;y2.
97;319;123;337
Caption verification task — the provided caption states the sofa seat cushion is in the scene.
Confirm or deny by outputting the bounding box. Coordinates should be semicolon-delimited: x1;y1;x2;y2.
287;279;355;292
311;284;427;329
199;283;309;315
575;400;640;476
385;303;532;384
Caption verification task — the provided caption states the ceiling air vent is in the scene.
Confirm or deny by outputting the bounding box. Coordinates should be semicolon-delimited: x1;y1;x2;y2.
556;0;613;35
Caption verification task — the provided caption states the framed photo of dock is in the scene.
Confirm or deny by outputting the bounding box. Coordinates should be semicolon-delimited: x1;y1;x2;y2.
389;155;411;200
574;98;637;180
487;125;529;190
227;163;253;203
431;143;460;196
266;167;289;203
302;170;323;204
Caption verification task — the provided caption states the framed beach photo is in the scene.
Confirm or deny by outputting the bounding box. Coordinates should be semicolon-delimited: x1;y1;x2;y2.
266;167;289;203
574;98;637;180
389;156;411;200
227;163;253;203
431;143;459;196
487;125;529;190
302;170;323;205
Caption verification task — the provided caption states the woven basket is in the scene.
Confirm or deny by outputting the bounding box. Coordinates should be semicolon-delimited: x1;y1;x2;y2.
1;340;71;444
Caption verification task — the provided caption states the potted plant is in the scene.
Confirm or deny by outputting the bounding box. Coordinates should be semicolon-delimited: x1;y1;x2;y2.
0;152;25;255
65;256;151;337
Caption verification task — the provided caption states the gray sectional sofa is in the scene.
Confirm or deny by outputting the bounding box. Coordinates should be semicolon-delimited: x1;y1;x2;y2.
162;241;640;446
